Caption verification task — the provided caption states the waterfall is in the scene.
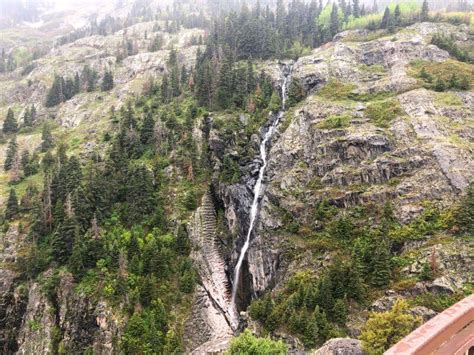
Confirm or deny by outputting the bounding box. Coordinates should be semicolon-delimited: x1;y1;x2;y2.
230;63;293;314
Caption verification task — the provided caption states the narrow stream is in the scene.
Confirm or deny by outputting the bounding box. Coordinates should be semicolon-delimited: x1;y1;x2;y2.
230;63;293;314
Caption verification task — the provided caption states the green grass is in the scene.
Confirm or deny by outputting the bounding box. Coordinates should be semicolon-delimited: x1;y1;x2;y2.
316;114;351;129
365;98;403;127
318;80;356;101
358;64;387;74
410;59;474;83
435;92;463;106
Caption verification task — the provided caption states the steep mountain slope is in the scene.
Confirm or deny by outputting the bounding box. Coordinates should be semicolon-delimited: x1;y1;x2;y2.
0;2;473;354
186;21;473;352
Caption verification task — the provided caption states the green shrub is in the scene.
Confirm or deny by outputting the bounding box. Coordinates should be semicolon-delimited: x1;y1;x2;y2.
457;182;474;234
413;292;464;313
316;114;351;129
220;154;241;184
318;80;356;101
360;299;421;355
431;33;471;63
227;330;287;355
287;78;306;107
411;60;474;90
365;98;403;127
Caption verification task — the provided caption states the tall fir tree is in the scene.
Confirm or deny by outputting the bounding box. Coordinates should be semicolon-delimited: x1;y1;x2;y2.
45;75;64;107
101;70;114;91
52;214;79;264
352;0;360;18
421;0;429;21
393;5;401;26
458;182;474;234
20;149;31;175
140;111;155;145
380;7;391;29
330;4;340;37
161;74;170;103
41;123;54;152
216;48;234;109
3;108;18;134
22;107;31;127
4;135;18;171
5;188;19;221
371;240;392;288
29;104;37;125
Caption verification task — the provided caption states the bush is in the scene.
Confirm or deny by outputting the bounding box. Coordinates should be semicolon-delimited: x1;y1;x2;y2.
413;292;464;313
412;60;473;91
431;33;470;63
365;98;403;127
316;114;351;129
457;182;474;234
360;299;421;355
318;80;356;101
227;330;287;355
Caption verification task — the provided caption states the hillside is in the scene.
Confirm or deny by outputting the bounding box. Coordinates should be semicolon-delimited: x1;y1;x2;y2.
0;1;473;354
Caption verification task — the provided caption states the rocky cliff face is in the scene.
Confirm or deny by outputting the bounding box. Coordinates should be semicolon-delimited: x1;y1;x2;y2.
1;14;473;353
229;22;473;301
184;192;234;352
183;22;474;350
9;271;122;354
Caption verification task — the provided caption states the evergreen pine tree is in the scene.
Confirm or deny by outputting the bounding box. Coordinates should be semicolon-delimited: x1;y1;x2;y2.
5;189;19;220
41;123;54;151
329;4;340;37
419;67;432;82
74;72;81;94
29;104;37;125
421;0;429;21
333;298;348;324
161;74;170;103
64;77;76;100
316;277;335;314
449;73;459;89
381;7;391;29
41;151;55;172
314;306;330;343
371;240;392;288
45;75;64;107
65;156;82;193
434;77;446;92
246;60;256;94
458;76;470;90
458;183;474;234
22;107;31;127
85;67;98;92
20;150;30;175
287;78;305;107
232;67;248;108
170;65;181;97
393;5;401;26
216;49;234;109
140;111;155;145
180;65;188;88
3;108;18;134
353;0;360;18
101;71;114;91
52;215;78;264
4;136;18;171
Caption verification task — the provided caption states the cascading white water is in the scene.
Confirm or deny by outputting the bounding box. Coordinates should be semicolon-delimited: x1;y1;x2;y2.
230;64;293;313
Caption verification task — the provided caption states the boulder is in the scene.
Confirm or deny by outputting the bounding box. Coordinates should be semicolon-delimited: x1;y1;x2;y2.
428;276;456;295
314;338;364;355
